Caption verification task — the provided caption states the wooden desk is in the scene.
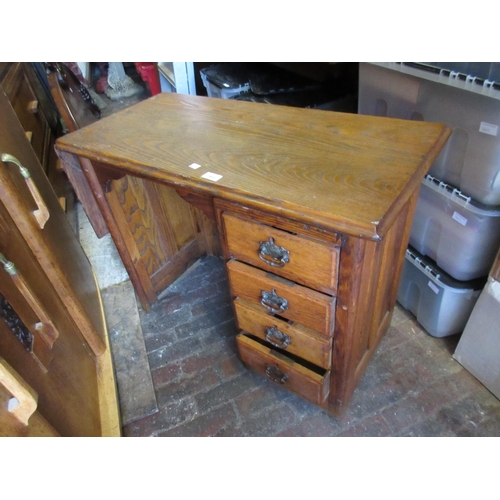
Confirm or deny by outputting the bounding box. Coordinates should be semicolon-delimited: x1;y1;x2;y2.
55;93;450;415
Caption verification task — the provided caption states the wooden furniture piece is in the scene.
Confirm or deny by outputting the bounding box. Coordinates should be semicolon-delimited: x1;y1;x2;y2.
0;62;75;223
0;358;59;436
47;63;219;310
55;92;450;415
0;88;120;436
46;62;108;237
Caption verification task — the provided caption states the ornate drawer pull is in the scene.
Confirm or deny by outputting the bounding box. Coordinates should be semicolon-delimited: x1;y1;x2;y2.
260;288;288;314
265;363;288;385
1;153;50;229
258;237;290;268
265;326;291;349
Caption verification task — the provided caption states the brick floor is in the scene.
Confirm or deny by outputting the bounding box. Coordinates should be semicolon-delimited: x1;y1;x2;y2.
122;256;500;437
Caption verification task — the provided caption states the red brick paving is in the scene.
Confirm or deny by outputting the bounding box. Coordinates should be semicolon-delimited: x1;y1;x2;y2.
122;256;500;437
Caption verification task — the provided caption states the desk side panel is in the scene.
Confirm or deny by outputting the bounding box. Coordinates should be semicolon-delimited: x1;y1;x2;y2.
329;188;419;416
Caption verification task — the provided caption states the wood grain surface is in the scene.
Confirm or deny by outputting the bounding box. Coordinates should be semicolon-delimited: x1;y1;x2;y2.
55;92;451;240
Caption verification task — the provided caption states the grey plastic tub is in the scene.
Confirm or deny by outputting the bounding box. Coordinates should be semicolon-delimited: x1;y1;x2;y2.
359;62;500;205
397;247;485;337
410;175;500;281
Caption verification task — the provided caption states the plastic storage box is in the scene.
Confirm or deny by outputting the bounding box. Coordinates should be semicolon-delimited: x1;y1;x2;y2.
397;247;485;337
200;64;251;99
358;62;500;205
410;175;500;281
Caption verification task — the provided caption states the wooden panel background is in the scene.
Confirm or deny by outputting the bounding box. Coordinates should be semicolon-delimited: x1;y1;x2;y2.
107;175;218;300
0;205;102;437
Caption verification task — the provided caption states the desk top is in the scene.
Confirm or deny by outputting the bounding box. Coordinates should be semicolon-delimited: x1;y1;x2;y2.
55;92;450;240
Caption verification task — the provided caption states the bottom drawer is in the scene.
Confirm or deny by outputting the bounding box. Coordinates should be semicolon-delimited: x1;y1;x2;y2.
236;333;330;406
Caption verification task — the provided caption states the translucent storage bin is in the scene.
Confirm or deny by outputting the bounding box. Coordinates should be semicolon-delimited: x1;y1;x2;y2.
397;247;485;337
410;175;500;281
200;64;250;99
358;63;423;120
358;62;500;205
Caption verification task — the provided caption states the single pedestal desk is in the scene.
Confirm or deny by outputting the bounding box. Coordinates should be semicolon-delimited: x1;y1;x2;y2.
55;93;450;416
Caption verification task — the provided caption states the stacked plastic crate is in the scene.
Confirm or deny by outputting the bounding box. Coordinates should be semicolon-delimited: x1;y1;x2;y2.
200;63;358;112
200;63;252;99
359;62;500;337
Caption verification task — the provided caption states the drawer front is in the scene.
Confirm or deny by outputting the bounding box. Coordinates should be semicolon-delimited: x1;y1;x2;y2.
222;213;339;294
227;260;335;337
237;334;330;406
234;298;332;369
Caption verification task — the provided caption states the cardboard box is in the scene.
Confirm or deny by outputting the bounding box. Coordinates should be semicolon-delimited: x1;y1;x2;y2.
453;276;500;400
490;247;500;282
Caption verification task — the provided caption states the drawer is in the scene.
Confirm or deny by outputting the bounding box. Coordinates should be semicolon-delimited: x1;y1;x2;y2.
234;298;332;369
236;333;330;406
227;260;335;337
222;213;339;294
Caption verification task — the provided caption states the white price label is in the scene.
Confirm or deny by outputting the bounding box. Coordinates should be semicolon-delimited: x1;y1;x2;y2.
189;163;202;170
428;281;440;294
479;122;498;136
452;211;468;226
201;172;223;182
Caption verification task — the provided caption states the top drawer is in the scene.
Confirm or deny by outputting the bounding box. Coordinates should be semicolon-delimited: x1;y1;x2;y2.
222;213;339;294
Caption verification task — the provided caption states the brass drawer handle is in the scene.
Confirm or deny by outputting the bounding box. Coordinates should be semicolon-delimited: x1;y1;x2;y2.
260;288;289;314
259;237;290;268
1;153;50;229
265;325;291;349
265;363;288;384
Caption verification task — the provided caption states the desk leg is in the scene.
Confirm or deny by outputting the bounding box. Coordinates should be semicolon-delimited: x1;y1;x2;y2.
56;151;157;312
